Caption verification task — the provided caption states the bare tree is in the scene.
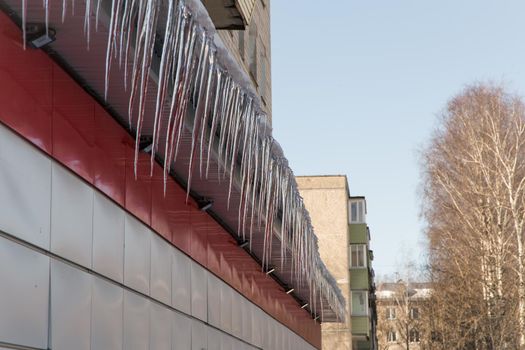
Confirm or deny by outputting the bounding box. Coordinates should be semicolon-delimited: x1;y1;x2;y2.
421;83;525;349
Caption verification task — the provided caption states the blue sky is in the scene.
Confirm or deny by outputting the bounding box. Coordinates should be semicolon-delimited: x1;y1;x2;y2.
270;1;525;278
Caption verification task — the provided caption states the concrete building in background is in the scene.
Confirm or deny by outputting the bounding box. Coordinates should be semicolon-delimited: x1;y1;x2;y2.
376;282;432;350
297;176;378;350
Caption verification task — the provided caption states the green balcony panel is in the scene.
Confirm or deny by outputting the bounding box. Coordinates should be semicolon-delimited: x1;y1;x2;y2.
349;224;368;244
351;316;370;336
350;269;369;290
357;340;371;350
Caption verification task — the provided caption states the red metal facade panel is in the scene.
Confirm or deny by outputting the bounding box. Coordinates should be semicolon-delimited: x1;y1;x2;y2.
0;12;321;349
93;105;127;206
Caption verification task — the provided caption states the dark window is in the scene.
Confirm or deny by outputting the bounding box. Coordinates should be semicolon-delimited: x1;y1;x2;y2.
410;307;419;319
387;331;397;342
410;329;420;342
386;307;396;320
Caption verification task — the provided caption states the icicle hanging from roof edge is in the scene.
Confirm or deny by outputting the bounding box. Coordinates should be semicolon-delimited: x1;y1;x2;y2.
27;0;346;320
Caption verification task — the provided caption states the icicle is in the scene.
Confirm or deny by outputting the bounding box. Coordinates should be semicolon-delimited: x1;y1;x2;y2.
84;0;91;49
21;0;26;49
43;0;49;36
95;0;101;29
151;0;179;175
198;51;215;177
104;0;117;100
205;70;222;178
186;34;210;198
133;0;159;177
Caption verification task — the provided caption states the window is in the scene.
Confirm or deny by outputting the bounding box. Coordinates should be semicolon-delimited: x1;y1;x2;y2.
248;23;258;81
386;307;396;320
410;307;419;320
350;244;367;268
387;331;397;342
409;329;420;343
349;198;366;223
351;291;368;316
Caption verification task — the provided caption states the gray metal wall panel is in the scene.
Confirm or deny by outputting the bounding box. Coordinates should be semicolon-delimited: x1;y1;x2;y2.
171;248;191;314
0;125;51;249
261;314;269;349
172;312;191;350
207;274;221;328
231;291;242;338
241;297;252;343
51;163;94;268
0;237;49;348
93;192;125;283
220;333;233;350
275;320;282;350
50;260;92;350
124;214;151;295
123;290;150;350
91;276;124;350
151;234;172;305
206;327;221;350
190;262;207;322
191;320;207;350
251;305;261;348
150;302;172;350
219;281;232;333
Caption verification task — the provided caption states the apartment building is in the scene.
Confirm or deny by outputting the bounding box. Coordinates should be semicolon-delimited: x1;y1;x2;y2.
349;196;378;350
376;282;432;350
297;176;377;350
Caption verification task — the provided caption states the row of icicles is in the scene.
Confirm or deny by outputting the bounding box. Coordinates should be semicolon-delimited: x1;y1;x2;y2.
20;0;345;320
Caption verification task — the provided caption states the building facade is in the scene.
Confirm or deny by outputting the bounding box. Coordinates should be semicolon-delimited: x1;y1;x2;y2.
297;176;377;350
0;0;344;349
376;282;432;350
216;0;272;119
349;197;378;350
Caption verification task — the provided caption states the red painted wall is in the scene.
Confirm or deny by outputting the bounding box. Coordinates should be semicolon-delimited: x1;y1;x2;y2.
0;12;321;348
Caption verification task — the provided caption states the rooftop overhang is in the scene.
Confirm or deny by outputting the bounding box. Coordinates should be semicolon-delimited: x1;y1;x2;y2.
0;0;344;322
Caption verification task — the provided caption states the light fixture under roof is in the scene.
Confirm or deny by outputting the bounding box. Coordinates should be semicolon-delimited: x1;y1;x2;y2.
285;288;294;294
301;303;309;309
265;267;275;275
196;197;214;211
26;23;56;48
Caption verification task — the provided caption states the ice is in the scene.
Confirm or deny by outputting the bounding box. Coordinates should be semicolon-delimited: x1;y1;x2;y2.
28;0;346;320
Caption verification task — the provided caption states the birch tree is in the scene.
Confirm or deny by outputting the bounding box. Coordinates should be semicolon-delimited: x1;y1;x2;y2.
421;83;525;349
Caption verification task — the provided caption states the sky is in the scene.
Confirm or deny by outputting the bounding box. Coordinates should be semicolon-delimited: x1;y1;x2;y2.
270;1;525;278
